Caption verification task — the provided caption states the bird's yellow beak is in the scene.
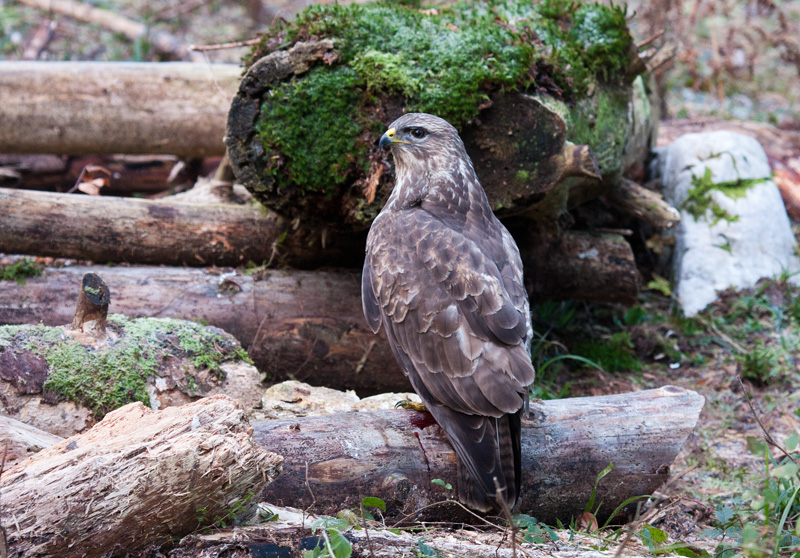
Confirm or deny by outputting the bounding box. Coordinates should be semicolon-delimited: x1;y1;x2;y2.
379;127;409;150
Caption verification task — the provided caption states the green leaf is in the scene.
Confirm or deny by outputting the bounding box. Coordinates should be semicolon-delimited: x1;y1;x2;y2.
746;435;768;457
772;461;799;479
431;478;452;490
361;496;386;511
584;462;614;513
512;513;537;530
647;274;672;296
417;540;438;556
785;431;799;451
328;529;353;558
715;506;735;524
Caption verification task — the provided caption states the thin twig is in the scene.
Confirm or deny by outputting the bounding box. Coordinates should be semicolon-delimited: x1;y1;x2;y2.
612;501;643;558
493;477;517;558
1;442;8;558
738;376;798;464
360;502;377;558
189;38;261;52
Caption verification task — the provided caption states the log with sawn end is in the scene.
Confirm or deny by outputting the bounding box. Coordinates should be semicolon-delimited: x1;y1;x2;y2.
254;386;704;524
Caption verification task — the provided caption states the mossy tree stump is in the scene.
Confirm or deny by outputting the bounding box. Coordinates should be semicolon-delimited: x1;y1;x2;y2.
226;0;659;236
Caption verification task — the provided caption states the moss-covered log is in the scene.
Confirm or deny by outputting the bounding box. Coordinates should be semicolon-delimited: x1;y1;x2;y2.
0;314;262;435
227;1;656;232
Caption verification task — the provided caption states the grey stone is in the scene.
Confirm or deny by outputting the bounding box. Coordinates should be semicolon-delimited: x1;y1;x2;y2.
655;130;800;316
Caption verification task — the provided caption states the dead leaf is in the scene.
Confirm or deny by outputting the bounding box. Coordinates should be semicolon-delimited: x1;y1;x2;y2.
576;511;598;532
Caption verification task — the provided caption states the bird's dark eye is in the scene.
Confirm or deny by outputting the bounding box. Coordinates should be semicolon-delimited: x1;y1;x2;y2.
410;128;427;139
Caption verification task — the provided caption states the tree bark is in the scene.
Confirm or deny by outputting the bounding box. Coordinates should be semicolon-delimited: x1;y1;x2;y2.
0;395;283;558
253;386;704;524
511;227;640;305
0;259;637;395
0;61;238;156
0;187;365;268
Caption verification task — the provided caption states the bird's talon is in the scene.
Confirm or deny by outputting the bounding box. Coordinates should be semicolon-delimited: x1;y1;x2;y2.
395;399;428;412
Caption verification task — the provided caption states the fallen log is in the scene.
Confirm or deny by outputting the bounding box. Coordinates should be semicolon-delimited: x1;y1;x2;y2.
0;259;637;395
254;386;704;524
0;265;407;395
0;187;365;268
0;61;238;156
227;2;654;232
0;395;283;558
0;415;63;469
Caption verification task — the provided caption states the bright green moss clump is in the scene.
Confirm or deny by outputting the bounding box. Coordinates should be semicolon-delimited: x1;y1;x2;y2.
1;316;252;418
1;259;43;285
250;0;637;199
683;167;767;225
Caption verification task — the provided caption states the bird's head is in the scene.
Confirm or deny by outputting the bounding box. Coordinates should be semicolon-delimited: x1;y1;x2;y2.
379;113;466;172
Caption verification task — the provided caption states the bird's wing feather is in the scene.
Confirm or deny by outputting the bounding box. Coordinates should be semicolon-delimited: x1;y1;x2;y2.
364;187;534;417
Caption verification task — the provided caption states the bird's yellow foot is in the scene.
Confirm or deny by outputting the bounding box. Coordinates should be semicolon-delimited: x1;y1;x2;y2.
395;399;428;412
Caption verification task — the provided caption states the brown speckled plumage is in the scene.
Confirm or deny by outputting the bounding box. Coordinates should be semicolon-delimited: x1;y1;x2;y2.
362;113;535;512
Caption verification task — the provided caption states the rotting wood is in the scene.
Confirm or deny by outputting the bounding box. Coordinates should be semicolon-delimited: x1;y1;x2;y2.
0;415;62;470
253;386;704;524
0;395;283;558
70;273;110;333
0;61;238;156
509;227;641;305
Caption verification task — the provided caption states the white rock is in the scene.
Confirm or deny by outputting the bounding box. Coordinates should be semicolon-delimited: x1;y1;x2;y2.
656;130;800;316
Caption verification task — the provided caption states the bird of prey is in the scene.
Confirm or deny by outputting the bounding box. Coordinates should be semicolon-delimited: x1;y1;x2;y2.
362;113;535;512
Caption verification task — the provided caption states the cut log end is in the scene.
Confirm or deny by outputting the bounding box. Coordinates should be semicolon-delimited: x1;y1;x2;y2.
71;272;110;333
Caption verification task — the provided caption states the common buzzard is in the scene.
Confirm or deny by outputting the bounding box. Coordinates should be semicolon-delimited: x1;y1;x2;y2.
362;113;535;512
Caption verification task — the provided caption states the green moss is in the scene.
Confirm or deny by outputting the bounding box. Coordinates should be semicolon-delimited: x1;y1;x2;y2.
251;0;637;197
515;169;530;182
0;316;252;418
1;259;43;285
256;66;363;196
683;167;767;225
566;86;630;178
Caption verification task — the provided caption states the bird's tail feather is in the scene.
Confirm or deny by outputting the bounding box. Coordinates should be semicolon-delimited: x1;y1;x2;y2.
428;405;522;513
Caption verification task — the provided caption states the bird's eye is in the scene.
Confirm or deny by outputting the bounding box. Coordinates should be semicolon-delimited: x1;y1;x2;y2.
410;128;427;139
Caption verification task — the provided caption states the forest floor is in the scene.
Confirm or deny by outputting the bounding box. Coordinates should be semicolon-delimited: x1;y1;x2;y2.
1;0;799;557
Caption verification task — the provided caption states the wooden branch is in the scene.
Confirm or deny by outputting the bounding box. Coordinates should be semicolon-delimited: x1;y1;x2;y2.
254;386;704;524
0;61;238;156
0;187;365;268
18;0;200;61
70;273;110;333
0;396;283;558
607;178;681;229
